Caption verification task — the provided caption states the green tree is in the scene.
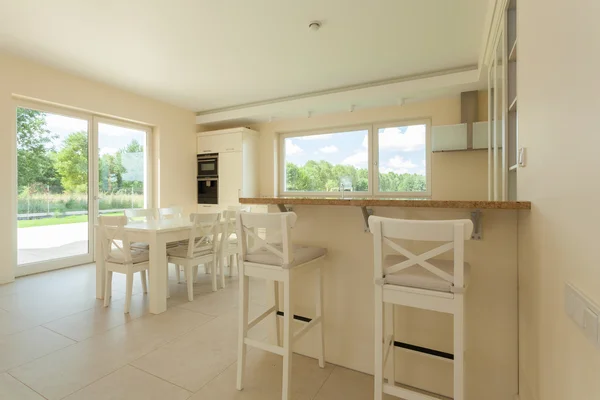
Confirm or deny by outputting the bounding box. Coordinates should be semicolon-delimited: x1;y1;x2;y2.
16;108;61;191
55;132;88;193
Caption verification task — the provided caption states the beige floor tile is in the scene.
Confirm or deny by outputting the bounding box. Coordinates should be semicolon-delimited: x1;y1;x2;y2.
189;350;334;400
0;373;45;400
132;303;270;392
313;366;395;400
42;292;186;341
0;326;74;372
9;307;213;400
0;308;41;336
63;365;191;400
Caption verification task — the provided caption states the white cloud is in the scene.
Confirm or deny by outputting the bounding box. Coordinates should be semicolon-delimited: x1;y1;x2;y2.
297;133;334;140
100;147;119;156
381;156;417;174
342;151;368;169
318;145;339;154
378;125;426;151
285;140;304;156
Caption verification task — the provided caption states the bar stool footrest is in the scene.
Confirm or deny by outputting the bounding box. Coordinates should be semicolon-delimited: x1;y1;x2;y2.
383;383;450;400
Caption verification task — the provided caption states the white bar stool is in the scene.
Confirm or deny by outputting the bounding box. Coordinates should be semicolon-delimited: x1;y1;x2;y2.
369;216;473;400
235;212;327;400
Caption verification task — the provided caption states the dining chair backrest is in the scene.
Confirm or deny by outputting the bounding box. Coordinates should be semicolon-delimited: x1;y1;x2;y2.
186;213;221;258
221;210;237;241
99;215;133;263
227;205;252;212
368;216;474;290
124;208;157;223
159;206;184;220
236;212;297;266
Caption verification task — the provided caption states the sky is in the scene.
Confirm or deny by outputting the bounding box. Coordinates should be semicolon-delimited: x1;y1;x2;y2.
43;113;146;156
285;124;426;176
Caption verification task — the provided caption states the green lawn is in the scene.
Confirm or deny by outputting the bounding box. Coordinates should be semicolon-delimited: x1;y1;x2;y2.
18;212;123;228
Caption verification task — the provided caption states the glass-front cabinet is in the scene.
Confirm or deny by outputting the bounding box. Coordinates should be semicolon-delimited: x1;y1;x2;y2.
488;0;518;201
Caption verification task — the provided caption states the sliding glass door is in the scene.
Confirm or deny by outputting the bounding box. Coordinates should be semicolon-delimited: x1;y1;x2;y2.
16;105;152;276
95;118;151;219
16;105;94;274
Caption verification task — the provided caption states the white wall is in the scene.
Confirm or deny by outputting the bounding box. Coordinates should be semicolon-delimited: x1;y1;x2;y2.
518;1;600;399
0;52;197;284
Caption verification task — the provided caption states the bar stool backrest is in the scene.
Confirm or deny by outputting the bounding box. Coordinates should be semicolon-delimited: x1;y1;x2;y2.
369;216;473;291
236;212;297;266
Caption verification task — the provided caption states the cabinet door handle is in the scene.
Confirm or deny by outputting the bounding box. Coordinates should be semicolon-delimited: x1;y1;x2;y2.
226;147;234;151
203;150;211;152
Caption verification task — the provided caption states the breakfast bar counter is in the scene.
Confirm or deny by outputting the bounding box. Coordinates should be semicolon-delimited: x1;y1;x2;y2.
240;196;529;400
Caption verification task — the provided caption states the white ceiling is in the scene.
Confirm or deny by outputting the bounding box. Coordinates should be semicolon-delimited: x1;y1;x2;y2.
0;0;490;116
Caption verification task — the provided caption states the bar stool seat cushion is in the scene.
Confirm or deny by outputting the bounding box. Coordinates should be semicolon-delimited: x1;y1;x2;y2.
383;255;471;292
246;244;327;268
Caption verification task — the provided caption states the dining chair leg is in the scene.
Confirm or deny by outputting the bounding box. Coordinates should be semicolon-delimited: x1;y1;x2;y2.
220;257;226;289
236;263;249;391
282;272;293;400
103;270;112;307
185;266;194;301
193;265;199;283
229;255;234;277
211;261;218;292
125;271;134;314
374;286;384;400
166;265;171;299
454;295;465;400
140;270;148;294
316;265;325;368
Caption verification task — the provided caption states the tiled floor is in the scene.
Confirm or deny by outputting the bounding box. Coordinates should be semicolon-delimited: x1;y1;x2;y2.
0;264;385;400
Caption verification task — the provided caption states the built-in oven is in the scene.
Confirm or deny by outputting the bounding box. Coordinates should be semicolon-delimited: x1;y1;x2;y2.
197;176;218;204
197;153;219;204
197;153;218;177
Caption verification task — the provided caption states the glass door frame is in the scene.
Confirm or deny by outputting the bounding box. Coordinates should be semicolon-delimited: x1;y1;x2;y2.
14;101;154;276
91;116;153;262
14;100;95;277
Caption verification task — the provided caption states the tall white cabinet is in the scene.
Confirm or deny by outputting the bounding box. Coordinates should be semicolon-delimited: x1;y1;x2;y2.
196;127;259;213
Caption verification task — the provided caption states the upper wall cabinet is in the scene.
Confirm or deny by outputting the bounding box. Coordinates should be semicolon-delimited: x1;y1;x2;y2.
197;129;245;153
432;123;468;151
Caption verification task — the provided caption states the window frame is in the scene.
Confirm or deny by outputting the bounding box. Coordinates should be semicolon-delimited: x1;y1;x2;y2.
278;118;432;198
372;119;432;198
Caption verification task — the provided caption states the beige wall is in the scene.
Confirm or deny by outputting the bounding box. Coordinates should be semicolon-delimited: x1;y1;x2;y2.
0;52;197;284
518;1;600;400
240;95;489;200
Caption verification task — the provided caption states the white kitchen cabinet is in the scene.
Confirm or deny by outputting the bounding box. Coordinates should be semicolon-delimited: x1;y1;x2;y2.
197;131;242;154
218;152;243;203
432;123;468;151
196;127;259;209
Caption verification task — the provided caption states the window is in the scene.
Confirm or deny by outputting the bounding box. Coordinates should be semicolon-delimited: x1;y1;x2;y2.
279;120;431;196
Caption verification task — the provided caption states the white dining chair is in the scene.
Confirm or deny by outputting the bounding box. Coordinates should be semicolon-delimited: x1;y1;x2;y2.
159;206;184;220
124;208;156;250
99;215;149;314
220;206;253;277
369;216;473;400
235;212;327;400
167;212;221;298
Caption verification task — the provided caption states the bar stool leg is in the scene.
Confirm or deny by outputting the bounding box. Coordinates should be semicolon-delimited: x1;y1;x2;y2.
236;263;249;391
454;294;465;400
384;303;395;386
374;285;384;400
316;265;325;368
273;281;281;346
175;264;181;283
103;270;113;307
282;271;293;400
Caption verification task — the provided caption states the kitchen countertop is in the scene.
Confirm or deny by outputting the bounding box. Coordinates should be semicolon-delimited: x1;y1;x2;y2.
239;196;531;210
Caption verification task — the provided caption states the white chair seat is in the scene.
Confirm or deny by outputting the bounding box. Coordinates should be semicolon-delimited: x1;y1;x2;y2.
246;244;327;268
131;242;150;250
107;248;149;264
383;255;471;292
167;243;213;258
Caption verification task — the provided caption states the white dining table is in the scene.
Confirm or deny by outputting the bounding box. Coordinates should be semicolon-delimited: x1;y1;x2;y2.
95;218;194;314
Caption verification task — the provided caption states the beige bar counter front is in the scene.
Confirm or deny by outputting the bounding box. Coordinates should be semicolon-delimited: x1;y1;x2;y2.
240;196;530;400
